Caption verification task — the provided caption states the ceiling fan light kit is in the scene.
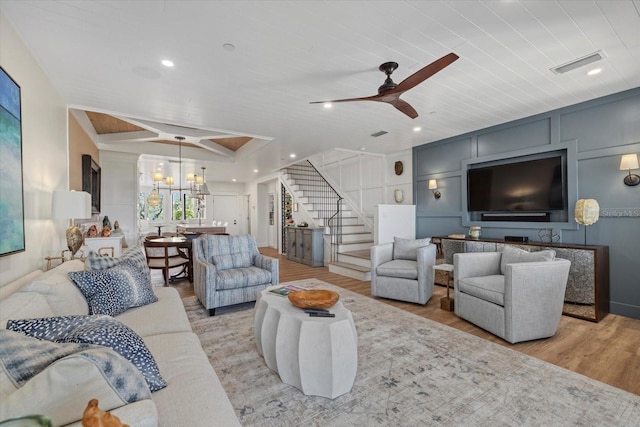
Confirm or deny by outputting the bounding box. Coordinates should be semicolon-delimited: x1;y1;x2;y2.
311;52;459;119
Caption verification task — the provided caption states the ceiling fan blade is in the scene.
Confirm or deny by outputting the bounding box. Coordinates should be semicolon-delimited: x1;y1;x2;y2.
392;52;459;94
309;95;380;104
392;98;419;119
311;93;415;118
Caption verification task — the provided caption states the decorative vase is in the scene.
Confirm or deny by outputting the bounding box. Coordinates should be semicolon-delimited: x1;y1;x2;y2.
538;228;560;243
394;189;404;203
102;215;111;229
66;226;83;255
469;226;481;239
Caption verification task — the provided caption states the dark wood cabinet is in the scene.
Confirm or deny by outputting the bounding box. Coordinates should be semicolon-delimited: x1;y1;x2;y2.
439;237;609;322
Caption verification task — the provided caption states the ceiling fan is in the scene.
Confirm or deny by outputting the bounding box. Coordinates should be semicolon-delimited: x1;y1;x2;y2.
310;52;459;119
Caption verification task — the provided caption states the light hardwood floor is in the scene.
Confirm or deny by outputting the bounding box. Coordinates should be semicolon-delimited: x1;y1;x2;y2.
172;247;640;396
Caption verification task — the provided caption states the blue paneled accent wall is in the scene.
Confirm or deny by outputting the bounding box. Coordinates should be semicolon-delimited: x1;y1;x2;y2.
413;88;640;319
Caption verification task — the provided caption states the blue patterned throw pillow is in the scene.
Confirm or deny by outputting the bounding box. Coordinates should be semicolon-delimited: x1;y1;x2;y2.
7;315;167;392
68;260;157;316
86;246;150;278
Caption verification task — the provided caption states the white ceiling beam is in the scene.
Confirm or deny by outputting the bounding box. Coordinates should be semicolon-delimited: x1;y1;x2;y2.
192;139;236;158
96;130;160;144
69;109;99;145
97;141;234;163
114;117;273;143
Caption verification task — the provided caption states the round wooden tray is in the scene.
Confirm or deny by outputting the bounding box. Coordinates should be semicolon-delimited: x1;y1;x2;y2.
288;289;339;309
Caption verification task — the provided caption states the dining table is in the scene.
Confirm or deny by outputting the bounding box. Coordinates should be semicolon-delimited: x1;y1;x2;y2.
148;236;194;283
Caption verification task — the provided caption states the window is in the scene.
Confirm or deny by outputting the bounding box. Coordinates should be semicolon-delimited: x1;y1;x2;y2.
139;192;164;221
139;191;205;222
171;193;206;221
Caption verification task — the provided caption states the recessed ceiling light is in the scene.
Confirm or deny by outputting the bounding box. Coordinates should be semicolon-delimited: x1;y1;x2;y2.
587;68;602;76
223;43;235;52
413;126;422;132
161;59;174;68
323;102;332;109
253;169;259;173
289;153;296;158
359;146;366;151
158;163;163;166
232;178;237;182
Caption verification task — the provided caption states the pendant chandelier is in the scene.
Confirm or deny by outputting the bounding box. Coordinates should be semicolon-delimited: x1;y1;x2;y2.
146;136;210;208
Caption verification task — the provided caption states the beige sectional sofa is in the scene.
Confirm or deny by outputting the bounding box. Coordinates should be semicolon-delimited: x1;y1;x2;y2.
0;259;240;427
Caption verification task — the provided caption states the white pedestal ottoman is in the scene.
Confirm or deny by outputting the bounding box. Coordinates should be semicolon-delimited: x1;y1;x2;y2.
254;288;358;399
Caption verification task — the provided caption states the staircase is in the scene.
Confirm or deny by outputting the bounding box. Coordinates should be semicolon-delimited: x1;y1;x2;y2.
282;161;372;281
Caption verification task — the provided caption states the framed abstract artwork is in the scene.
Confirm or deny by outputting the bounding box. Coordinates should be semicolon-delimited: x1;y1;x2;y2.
0;66;25;257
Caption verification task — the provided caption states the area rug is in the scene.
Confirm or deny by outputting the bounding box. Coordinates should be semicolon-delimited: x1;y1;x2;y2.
183;279;640;426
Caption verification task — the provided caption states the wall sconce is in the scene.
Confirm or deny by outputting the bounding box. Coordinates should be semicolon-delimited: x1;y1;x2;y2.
620;154;639;186
428;179;441;199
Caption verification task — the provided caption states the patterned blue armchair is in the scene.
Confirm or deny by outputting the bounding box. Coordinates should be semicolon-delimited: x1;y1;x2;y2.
192;234;279;316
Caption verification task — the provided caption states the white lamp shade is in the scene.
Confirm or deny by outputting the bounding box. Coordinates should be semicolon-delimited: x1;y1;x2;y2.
428;179;438;190
153;172;164;182
165;176;175;186
620;154;639;170
575;199;599;226
52;191;92;219
199;182;211;195
186;173;195;182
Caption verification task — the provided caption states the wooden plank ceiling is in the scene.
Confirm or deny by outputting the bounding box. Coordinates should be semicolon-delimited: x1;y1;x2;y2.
86;111;251;152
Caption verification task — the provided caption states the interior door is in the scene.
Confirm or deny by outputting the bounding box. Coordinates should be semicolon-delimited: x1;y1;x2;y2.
212;195;240;235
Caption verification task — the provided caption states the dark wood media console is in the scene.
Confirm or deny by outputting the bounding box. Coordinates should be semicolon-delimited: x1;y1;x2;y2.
438;236;609;322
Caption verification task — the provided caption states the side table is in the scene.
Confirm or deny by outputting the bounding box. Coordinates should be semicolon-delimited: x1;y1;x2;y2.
84;236;124;257
44;255;66;271
44;250;87;271
254;287;358;399
433;263;454;311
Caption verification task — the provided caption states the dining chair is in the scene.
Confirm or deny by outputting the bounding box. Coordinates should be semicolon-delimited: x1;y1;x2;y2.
143;238;189;286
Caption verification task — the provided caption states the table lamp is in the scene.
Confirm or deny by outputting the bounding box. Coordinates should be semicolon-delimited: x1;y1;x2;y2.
52;190;92;256
575;198;599;245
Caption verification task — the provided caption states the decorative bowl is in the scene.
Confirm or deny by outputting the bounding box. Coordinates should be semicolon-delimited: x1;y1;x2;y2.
288;289;339;309
181;232;201;240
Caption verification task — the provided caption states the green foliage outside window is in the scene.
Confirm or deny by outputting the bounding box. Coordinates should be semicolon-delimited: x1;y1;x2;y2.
172;193;203;221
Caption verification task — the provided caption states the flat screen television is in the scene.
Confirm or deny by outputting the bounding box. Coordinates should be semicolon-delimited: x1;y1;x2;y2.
467;155;565;212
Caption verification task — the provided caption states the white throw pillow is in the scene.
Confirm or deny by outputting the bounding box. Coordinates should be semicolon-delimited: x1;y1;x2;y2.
0;292;55;328
500;245;556;275
20;270;89;316
393;237;431;261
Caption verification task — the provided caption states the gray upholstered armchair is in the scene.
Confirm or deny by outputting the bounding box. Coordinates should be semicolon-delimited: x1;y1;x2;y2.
370;237;437;305
192;234;279;316
454;245;571;344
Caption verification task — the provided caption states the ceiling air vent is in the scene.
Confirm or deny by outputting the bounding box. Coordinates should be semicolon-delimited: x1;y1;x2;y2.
371;130;388;137
550;51;605;75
